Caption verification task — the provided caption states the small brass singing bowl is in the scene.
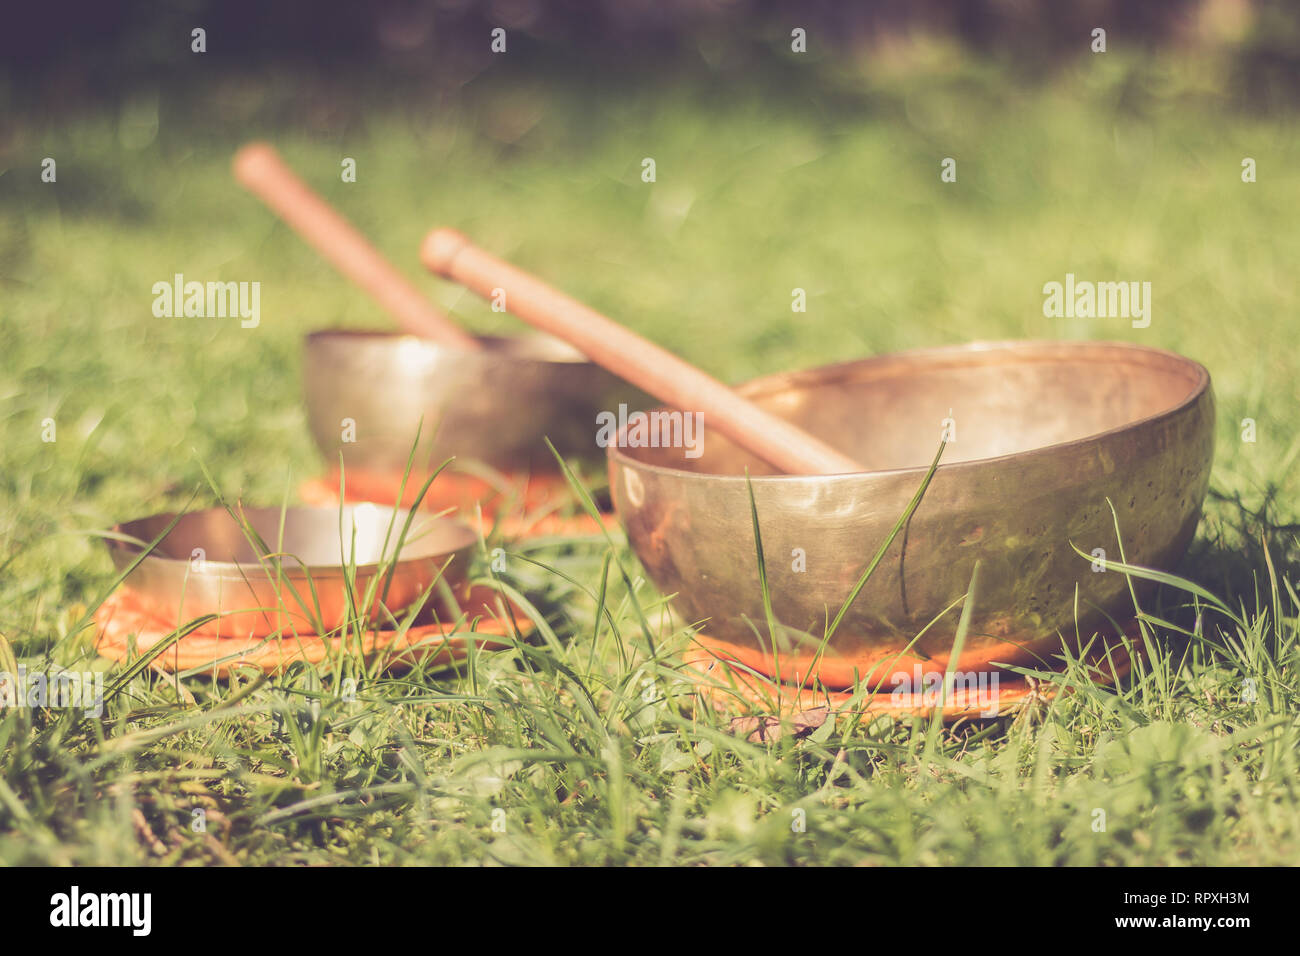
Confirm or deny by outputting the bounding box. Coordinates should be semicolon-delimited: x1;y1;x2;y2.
608;341;1215;689
107;505;478;639
303;330;644;478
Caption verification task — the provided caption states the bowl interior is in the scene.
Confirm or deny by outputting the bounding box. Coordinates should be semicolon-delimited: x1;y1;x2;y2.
115;505;474;571
620;342;1208;476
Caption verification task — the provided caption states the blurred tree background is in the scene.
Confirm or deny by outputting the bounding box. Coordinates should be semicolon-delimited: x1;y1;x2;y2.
2;0;1298;114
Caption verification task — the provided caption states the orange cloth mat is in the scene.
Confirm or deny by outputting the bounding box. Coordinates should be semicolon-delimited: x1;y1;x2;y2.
683;625;1141;722
95;583;531;677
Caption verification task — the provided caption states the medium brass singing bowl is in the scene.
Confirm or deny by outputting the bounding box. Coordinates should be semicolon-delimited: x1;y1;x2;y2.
608;341;1215;689
304;330;643;476
107;505;477;638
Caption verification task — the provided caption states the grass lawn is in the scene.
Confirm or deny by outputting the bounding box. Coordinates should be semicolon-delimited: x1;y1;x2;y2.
2;53;1299;865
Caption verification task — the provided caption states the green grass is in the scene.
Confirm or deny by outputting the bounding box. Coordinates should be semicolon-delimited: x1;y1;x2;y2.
1;53;1299;864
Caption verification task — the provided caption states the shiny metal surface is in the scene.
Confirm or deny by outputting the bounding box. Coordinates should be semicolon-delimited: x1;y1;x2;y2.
609;341;1215;689
303;330;645;475
108;505;477;638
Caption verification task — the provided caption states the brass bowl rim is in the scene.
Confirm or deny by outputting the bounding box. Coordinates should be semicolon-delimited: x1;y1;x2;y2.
303;328;600;368
607;339;1212;481
107;504;478;580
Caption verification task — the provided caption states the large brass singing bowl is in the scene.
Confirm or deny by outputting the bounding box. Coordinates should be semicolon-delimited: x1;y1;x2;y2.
304;330;642;476
108;505;477;638
608;341;1215;689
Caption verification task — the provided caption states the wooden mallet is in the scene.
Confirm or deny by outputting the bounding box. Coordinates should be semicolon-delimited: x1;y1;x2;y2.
233;143;478;350
421;229;863;475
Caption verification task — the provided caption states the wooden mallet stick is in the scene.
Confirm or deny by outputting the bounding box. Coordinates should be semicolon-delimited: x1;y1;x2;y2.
233;143;478;350
421;229;862;475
